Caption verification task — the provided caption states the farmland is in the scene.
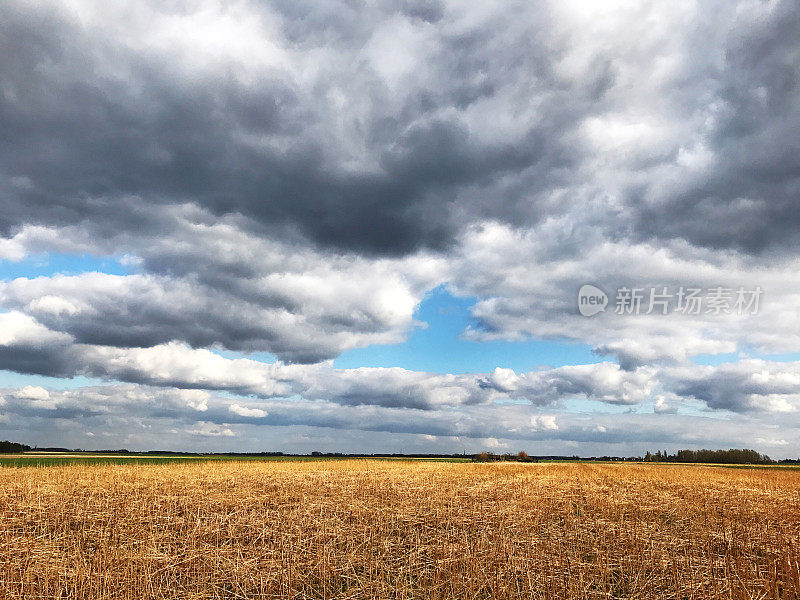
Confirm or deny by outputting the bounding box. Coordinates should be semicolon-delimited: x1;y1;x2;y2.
0;453;471;468
0;460;798;599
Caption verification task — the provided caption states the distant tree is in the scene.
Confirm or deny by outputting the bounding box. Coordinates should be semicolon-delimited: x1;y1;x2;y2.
516;451;532;462
0;440;31;453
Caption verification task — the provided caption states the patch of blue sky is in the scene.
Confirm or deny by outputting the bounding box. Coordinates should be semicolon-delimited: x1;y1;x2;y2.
758;352;800;362
691;352;742;366
562;398;640;414
492;398;530;405
562;397;715;418
0;370;107;390
0;253;132;281
210;349;279;363
334;286;604;374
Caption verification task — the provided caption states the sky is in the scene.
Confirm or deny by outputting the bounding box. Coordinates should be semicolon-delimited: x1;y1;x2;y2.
1;0;799;457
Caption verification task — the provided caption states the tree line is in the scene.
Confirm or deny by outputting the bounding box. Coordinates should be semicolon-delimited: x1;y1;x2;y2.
0;440;31;453
643;448;773;464
472;448;777;464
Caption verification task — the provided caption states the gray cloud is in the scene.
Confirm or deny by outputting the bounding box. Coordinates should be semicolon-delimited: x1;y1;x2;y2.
448;219;800;368
0;0;578;254
0;312;656;410
1;0;797;367
5;310;794;418
0;312;77;377
632;0;800;252
478;364;654;405
0;216;446;362
4;0;795;259
666;360;800;413
1;382;796;456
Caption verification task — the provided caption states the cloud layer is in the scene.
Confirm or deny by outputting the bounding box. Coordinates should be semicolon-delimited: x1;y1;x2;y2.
2;0;799;254
1;0;799;455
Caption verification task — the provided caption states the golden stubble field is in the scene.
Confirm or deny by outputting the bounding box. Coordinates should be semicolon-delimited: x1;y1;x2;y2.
0;460;798;599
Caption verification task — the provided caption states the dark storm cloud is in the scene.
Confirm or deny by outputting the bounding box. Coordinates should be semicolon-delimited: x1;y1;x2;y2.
0;0;602;256
0;345;76;379
2;0;798;262
631;0;800;253
0;313;79;377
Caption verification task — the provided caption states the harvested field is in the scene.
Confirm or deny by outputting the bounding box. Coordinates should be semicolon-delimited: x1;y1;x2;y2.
0;460;798;599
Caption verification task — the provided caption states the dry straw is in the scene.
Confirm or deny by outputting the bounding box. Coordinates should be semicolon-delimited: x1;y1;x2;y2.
0;460;798;599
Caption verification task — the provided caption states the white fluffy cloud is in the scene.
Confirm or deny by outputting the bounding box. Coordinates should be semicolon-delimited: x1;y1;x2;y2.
479;363;655;405
665;360;800;413
0;311;657;410
4;213;800;373
13;385;50;401
187;422;236;437
229;404;268;418
0;219;446;362
451;220;800;368
4;308;800;423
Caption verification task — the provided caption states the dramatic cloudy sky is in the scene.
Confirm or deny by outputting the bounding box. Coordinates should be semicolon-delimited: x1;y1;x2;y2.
1;0;799;456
